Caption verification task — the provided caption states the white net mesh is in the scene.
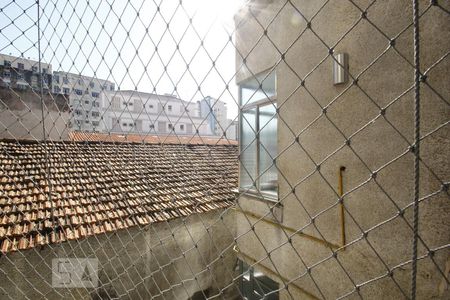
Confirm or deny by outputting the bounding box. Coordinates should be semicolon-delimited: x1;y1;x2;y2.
0;0;449;299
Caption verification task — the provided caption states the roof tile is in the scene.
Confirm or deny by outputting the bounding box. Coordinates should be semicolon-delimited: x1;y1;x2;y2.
0;140;237;253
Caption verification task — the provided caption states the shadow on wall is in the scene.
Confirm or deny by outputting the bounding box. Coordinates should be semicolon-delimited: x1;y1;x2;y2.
0;87;70;140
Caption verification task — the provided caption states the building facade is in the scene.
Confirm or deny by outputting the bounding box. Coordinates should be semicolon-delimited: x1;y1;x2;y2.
0;53;52;91
102;90;211;136
225;119;239;140
52;71;115;132
198;96;228;136
235;0;449;299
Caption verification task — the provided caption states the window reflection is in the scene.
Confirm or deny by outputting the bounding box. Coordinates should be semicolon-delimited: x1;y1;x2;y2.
259;104;278;195
239;69;277;198
240;71;276;106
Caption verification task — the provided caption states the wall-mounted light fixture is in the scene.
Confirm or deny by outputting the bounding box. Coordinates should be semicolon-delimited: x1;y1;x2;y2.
333;53;349;85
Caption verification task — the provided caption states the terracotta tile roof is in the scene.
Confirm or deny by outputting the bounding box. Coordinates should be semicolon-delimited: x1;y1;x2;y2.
0;139;238;253
69;132;238;145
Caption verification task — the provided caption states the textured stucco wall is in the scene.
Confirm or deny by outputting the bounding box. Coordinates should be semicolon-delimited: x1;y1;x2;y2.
235;0;449;299
0;209;238;300
0;88;70;140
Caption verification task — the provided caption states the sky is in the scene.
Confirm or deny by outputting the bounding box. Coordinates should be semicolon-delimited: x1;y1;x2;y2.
0;0;244;118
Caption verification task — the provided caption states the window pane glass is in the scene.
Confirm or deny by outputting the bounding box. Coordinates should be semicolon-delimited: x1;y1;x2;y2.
259;104;278;195
240;70;276;106
240;108;257;189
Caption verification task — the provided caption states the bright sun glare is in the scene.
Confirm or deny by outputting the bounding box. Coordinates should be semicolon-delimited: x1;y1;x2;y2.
189;0;246;27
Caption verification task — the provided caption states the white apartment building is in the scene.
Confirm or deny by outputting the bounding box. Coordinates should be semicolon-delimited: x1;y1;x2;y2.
102;90;211;136
52;71;115;132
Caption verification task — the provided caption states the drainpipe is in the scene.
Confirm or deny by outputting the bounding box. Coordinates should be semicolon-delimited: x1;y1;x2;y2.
339;166;346;247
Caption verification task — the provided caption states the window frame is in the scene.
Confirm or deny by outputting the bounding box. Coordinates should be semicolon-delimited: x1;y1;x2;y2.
239;260;279;300
238;69;278;200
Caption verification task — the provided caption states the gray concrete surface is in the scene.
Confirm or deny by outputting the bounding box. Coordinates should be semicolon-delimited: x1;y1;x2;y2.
0;88;70;140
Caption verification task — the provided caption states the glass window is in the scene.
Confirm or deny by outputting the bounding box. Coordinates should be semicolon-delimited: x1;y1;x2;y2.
239;70;277;197
180;124;184;130
240;108;257;190
17;63;24;70
90;82;95;88
239;260;279;300
259;105;278;194
168;105;172;112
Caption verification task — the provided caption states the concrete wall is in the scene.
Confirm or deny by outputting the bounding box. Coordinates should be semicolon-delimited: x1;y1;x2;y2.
235;0;449;299
0;210;239;300
0;88;70;140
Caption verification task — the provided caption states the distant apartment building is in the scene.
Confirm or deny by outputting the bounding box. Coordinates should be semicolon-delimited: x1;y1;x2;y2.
52;71;115;132
225;119;238;140
0;53;52;91
102;90;211;135
198;96;237;139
